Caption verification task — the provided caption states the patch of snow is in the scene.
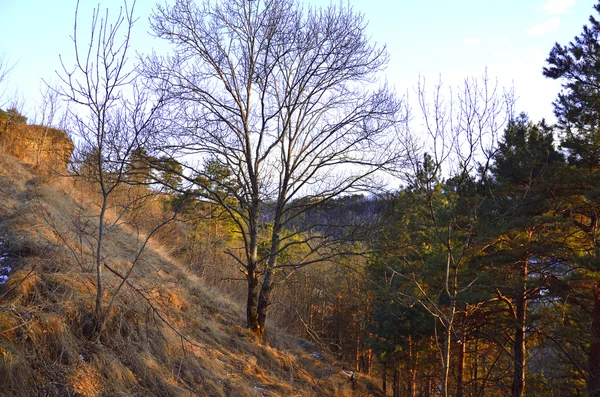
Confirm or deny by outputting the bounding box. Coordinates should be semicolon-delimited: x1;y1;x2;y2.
0;233;10;285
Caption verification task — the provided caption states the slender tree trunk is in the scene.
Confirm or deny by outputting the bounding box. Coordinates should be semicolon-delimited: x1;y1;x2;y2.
512;262;528;397
440;238;458;397
512;295;526;397
588;283;600;397
382;362;387;394
355;333;360;372
472;340;479;397
246;216;261;333
93;191;108;337
360;348;373;375
409;336;417;397
393;365;400;397
456;331;466;397
441;308;455;397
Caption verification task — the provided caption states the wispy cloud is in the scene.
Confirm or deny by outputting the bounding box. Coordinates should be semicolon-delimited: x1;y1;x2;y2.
527;16;561;35
539;0;575;15
464;36;481;46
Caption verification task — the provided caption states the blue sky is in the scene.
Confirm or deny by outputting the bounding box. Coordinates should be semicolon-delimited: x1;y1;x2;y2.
0;0;595;123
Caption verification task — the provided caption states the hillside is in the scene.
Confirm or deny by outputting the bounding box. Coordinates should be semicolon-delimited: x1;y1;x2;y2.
0;153;383;396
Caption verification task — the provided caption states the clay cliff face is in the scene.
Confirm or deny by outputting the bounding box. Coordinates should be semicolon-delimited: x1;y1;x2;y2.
0;114;74;173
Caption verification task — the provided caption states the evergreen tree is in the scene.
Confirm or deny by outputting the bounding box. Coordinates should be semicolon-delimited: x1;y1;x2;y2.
367;188;437;396
544;2;600;170
483;114;565;397
544;3;600;393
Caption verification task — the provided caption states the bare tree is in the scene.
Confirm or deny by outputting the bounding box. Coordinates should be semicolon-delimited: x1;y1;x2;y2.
0;53;16;107
147;0;406;337
56;0;170;338
32;85;68;169
398;74;514;397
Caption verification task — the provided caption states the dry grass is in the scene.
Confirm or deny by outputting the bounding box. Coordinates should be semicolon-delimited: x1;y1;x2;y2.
0;152;384;397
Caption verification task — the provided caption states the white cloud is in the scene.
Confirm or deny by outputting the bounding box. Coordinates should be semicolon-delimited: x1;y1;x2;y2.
539;0;575;15
464;36;481;46
527;17;561;35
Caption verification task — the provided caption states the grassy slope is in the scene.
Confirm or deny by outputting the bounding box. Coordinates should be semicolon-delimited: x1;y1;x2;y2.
0;153;383;397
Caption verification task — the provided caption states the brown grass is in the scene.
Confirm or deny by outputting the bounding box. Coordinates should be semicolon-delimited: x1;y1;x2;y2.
0;151;384;397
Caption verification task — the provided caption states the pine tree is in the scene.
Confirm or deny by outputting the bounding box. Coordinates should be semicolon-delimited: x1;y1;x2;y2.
484;114;565;397
544;3;600;393
544;2;600;170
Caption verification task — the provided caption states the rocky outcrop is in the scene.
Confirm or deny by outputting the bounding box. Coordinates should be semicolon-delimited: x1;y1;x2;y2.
0;111;74;173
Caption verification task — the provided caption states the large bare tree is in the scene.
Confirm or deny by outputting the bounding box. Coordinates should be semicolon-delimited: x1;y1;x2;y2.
147;0;405;337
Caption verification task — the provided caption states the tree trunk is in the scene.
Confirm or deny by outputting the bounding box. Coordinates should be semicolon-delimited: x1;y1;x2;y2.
512;262;528;397
512;294;527;397
441;316;453;397
355;333;360;371
382;362;387;394
472;340;479;397
408;336;417;397
441;244;457;397
360;349;373;375
246;210;261;334
456;331;466;397
392;367;400;397
255;205;283;338
92;191;108;338
588;283;600;397
246;269;260;333
257;267;275;336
